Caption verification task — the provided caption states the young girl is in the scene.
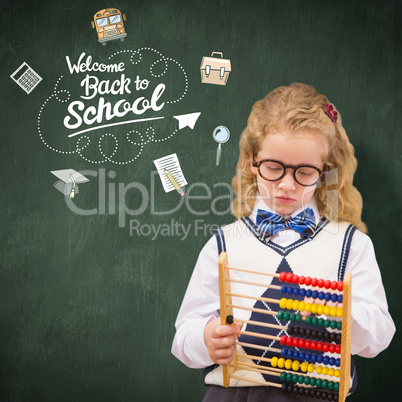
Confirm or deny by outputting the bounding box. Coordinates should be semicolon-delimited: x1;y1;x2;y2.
171;83;395;401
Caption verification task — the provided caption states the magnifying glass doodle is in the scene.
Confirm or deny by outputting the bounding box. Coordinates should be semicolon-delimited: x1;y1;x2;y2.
213;125;230;165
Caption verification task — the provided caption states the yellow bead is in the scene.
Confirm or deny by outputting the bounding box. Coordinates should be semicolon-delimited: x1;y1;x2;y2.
324;305;331;316
285;359;292;370
322;367;329;375
301;362;308;372
329;368;335;377
305;303;312;313
278;358;285;369
335;369;341;378
311;303;318;314
317;304;325;315
271;357;278;367
292;361;300;371
330;306;337;317
280;298;287;309
337;307;343;317
299;301;305;312
292;300;299;311
308;364;315;373
316;365;323;375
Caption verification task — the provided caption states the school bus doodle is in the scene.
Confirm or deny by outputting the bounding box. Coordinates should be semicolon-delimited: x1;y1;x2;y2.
91;8;127;45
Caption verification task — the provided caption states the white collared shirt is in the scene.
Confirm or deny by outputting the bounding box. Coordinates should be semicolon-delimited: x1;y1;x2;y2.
171;197;396;368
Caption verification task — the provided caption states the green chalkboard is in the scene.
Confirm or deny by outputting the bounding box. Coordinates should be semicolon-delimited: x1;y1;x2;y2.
1;0;400;401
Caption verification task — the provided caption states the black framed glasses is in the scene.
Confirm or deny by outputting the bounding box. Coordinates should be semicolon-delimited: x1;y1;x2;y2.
252;156;325;187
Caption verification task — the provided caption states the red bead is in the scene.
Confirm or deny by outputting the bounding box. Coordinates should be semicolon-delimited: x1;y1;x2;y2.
298;276;305;285
293;338;299;347
292;275;299;284
331;281;338;290
279;272;287;282
280;335;287;345
311;278;318;287
335;345;341;354
311;341;317;350
305;277;312;286
323;343;329;353
286;273;293;283
305;340;311;350
324;280;331;289
287;337;293;347
299;339;305;349
329;344;336;353
338;281;343;291
317;341;323;352
317;279;324;288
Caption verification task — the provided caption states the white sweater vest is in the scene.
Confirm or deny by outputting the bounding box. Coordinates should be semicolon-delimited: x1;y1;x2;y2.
204;217;357;390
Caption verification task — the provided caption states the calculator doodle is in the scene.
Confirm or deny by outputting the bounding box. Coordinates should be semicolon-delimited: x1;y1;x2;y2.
10;62;42;94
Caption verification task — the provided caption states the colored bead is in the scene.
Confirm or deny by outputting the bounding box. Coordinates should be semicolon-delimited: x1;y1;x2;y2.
323;343;329;353
292;374;298;384
336;334;342;344
335;345;341;354
287;349;294;358
287;325;294;335
316;365;323;375
335;369;341;378
278;358;285;368
289;313;296;322
311;278;318;287
287;287;293;295
298;375;304;384
286;299;293;310
338;295;343;303
293;326;299;335
322;367;329;375
286;337;293;347
304;376;310;385
312;290;318;299
331;281;338;290
277;310;284;320
309;353;315;363
311;317;318;326
299;288;306;297
286;273;293;283
280;335;287;345
308;363;314;373
292;350;298;359
298;301;305;312
292;275;299;284
335;358;340;367
298;352;305;360
305;316;312;325
306;289;312;297
323;356;329;365
337;307;343;317
317;304;325;315
310;377;316;386
299;338;305;349
328;381;334;391
317;355;323;364
271;357;278;367
330;320;337;329
280;298;287;309
295;313;302;322
305;277;312;286
281;348;287;357
322;379;328;389
293;288;299;296
331;293;338;303
334;381;340;391
311;303;318;314
279;272;287;282
324;319;331;328
325;293;332;302
280;372;287;381
337;281;343;291
324;280;331;289
318;318;324;327
280;285;287;294
329;344;336;353
283;312;290;320
286;373;292;382
329;357;335;366
292;338;299;347
330;306;337;317
311;341;317;350
292;361;300;371
317;341;323;352
305;340;311;349
285;359;292;370
318;291;325;300
316;378;322;387
305;303;312;313
292;300;299;311
299;276;305;285
301;362;308;372
329;368;335;377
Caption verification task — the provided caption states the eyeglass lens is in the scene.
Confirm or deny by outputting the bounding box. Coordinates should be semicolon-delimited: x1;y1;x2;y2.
259;161;320;186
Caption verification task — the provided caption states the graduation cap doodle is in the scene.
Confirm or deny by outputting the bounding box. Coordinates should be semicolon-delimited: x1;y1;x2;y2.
51;169;89;198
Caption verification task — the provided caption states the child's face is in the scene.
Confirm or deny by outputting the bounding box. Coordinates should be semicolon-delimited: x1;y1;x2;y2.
250;130;327;216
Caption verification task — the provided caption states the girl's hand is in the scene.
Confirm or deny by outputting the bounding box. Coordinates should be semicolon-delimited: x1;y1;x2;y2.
203;317;242;365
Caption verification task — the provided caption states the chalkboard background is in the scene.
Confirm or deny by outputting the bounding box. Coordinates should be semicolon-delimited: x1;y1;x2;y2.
1;0;400;401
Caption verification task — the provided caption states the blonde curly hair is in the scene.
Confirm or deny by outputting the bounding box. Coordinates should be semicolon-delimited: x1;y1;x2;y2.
231;83;367;233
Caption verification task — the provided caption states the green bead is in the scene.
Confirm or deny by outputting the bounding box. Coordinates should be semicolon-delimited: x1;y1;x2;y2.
305;317;312;325
295;313;302;322
289;313;296;322
311;317;318;326
330;320;337;329
280;372;286;381
304;377;310;385
278;310;284;320
283;312;290;320
318;318;324;327
328;381;334;391
292;375;298;384
322;380;328;389
337;321;342;330
286;373;292;382
298;375;304;384
316;379;322;388
324;319;331;328
310;377;316;386
334;382;340;391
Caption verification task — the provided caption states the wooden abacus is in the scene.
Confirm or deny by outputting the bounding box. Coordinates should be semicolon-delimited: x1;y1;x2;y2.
218;252;352;402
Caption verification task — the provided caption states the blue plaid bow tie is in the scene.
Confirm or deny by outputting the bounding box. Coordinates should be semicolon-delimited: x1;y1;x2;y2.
256;208;316;240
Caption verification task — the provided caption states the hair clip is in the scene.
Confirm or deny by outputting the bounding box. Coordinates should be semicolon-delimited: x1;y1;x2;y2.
323;103;338;124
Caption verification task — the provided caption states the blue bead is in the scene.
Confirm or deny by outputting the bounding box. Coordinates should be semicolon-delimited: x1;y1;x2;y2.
338;295;343;303
293;288;299;296
325;293;332;301
318;292;325;300
281;348;288;357
287;286;293;295
312;290;318;299
293;350;299;359
281;285;287;294
331;294;338;303
299;288;306;297
329;357;335;366
288;349;294;358
323;356;329;365
306;289;312;298
304;353;311;361
335;358;341;367
317;355;323;363
310;354;317;363
299;352;305;360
